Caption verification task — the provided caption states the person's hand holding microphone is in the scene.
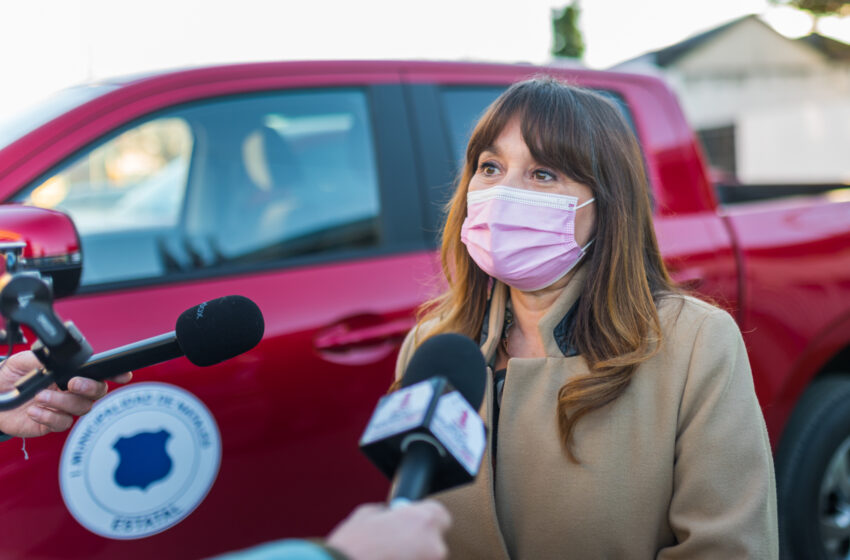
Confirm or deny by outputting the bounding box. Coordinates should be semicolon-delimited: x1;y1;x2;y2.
0;351;131;440
325;500;451;560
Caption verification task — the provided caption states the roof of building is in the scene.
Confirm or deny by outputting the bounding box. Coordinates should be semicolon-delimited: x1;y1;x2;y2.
653;15;755;67
798;33;850;61
632;14;850;68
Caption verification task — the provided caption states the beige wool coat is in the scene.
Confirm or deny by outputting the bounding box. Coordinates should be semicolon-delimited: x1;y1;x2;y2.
394;267;778;559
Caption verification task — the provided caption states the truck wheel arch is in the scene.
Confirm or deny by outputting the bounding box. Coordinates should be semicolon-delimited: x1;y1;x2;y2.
769;314;850;441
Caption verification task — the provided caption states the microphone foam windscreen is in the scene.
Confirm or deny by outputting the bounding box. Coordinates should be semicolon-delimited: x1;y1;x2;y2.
401;333;487;409
175;295;265;367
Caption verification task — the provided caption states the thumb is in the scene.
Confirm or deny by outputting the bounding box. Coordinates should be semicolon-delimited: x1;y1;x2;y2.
2;351;41;378
411;500;452;532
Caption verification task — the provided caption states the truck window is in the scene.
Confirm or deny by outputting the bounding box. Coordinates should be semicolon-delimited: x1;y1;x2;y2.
441;88;504;164
15;89;382;288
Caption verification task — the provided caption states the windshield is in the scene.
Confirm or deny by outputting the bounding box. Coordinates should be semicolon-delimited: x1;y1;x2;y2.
0;84;119;150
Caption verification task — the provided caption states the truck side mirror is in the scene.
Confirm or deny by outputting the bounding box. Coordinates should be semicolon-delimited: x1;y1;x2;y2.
0;205;82;298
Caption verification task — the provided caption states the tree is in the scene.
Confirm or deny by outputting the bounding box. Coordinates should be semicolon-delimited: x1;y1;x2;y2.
768;0;850;32
552;2;584;59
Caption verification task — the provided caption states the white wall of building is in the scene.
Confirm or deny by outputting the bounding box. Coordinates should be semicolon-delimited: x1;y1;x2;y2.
738;101;850;183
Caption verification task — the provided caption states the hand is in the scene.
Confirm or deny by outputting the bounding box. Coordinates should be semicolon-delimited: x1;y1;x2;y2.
0;351;132;438
326;500;451;560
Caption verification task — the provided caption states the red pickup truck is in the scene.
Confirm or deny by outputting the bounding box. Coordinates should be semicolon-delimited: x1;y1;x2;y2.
0;60;847;559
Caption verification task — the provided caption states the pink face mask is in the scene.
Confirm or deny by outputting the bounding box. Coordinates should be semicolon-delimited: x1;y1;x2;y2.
460;185;595;292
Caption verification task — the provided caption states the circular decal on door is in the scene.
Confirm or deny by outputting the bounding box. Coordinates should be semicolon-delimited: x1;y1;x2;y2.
59;382;221;540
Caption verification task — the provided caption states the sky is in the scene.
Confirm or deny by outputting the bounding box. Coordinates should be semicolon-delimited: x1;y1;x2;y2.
0;0;849;123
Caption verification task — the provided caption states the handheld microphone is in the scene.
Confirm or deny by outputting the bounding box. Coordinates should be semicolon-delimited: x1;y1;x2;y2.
0;295;264;410
359;333;487;507
69;295;265;386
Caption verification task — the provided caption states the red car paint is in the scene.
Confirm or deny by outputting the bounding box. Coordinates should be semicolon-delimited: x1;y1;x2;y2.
0;60;845;558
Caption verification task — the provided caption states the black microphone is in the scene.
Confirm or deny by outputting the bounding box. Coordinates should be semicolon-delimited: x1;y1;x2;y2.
65;295;265;386
0;295;264;410
359;333;487;506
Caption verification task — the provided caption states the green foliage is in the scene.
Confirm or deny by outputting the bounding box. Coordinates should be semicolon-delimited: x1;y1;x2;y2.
552;2;585;59
768;0;850;17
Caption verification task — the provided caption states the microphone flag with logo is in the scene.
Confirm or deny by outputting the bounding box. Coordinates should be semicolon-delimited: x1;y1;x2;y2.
359;333;487;504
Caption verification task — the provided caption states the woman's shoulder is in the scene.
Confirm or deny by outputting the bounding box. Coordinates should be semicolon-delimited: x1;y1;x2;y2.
403;317;442;347
647;294;751;406
656;293;740;346
394;317;443;383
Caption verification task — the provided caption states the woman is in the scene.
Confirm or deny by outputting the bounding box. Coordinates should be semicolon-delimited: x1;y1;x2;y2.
392;77;777;558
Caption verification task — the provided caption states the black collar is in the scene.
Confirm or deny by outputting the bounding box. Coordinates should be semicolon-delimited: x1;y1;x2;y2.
479;296;580;358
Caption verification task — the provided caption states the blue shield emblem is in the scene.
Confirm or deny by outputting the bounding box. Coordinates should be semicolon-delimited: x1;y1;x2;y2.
113;429;173;491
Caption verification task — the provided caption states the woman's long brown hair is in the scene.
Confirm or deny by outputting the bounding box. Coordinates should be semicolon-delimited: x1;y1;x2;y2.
400;76;676;462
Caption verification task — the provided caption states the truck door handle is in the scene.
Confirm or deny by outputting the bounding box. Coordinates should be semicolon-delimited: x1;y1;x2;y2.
314;318;415;350
313;315;415;366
